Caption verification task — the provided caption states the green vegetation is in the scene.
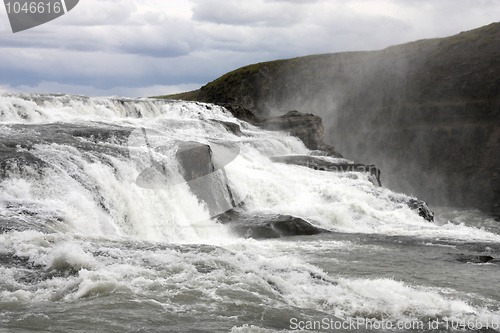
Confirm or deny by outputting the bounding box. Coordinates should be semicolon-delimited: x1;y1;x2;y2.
153;52;355;102
152;90;200;100
154;59;289;102
433;22;499;57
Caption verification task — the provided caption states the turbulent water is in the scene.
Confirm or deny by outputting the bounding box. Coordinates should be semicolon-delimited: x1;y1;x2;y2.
0;94;499;333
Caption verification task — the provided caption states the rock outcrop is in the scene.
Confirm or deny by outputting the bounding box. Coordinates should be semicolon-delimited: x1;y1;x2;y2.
220;104;342;156
164;22;500;217
259;110;324;150
217;210;327;239
454;254;496;264
406;198;435;222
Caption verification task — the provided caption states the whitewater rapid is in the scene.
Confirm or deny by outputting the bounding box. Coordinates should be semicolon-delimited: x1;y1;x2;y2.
1;93;499;333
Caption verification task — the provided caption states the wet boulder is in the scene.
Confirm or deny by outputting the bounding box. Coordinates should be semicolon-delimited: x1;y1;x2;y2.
218;210;328;239
406;198;435;222
259;110;327;151
454;254;495;264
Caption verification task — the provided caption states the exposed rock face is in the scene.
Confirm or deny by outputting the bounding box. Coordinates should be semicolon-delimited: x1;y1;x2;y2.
259;110;325;150
454;254;496;264
260;110;344;156
217;210;327;239
217;103;265;125
167;23;500;217
220;104;342;156
406;198;435;222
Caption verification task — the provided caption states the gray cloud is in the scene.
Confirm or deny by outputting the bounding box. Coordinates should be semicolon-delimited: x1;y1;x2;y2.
191;0;308;27
0;0;499;97
0;1;200;57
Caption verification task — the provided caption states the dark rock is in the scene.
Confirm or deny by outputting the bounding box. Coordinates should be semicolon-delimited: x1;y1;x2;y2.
388;195;434;222
454;254;495;264
310;146;344;158
406;198;435;222
217;120;244;136
259;110;325;150
217;103;265;125
0;147;47;179
216;104;344;157
271;155;382;187
218;210;327;239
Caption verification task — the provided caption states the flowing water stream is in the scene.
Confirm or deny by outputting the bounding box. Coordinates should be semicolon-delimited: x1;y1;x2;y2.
0;94;499;332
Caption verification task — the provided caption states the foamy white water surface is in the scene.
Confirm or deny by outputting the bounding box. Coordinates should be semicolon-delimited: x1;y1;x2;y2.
1;93;499;332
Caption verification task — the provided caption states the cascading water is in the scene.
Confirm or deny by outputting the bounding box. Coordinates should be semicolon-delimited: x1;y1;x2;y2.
1;93;499;333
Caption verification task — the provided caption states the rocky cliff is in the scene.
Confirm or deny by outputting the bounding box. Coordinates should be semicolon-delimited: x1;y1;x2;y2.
219;104;340;154
163;22;500;217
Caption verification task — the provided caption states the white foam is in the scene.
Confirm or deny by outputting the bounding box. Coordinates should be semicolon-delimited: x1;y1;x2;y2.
222;239;500;328
2;94;500;244
1;95;500;329
230;325;286;333
227;155;500;242
1;229;498;328
0;93;231;124
1;144;232;243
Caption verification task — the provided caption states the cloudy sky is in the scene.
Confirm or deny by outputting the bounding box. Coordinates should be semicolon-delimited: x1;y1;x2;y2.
0;0;498;97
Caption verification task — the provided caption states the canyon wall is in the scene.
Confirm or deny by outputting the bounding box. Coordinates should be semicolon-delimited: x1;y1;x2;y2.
166;23;500;216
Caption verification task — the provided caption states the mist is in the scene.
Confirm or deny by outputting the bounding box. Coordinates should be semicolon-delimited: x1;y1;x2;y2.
223;24;500;216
